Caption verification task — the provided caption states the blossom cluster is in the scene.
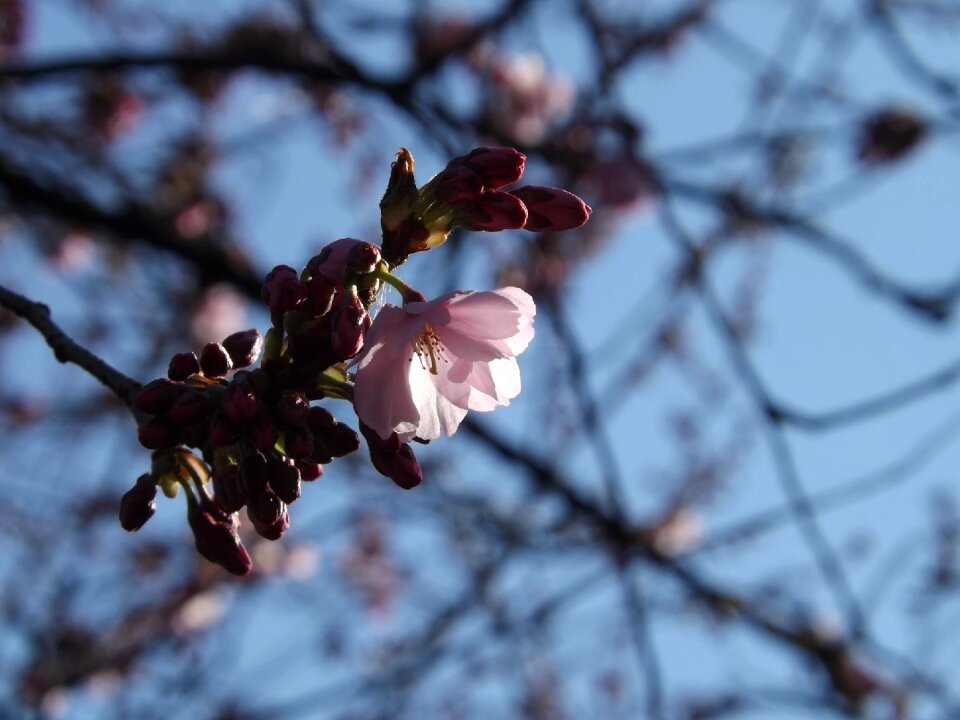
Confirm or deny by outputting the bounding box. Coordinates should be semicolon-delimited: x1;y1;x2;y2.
120;146;591;575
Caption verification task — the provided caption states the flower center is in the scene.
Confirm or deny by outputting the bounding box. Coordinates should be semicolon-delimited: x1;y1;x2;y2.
413;323;447;375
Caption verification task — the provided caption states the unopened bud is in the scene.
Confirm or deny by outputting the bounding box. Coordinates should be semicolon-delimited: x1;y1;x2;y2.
168;352;201;381
447;147;525;189
283;424;313;460
434;166;484;204
188;504;252;575
268;456;302;504
200;342;233;378
251;506;290;541
248;406;279;451
248;488;284;526
262;265;307;322
857;107;927;164
119;474;157;531
303;276;335;316
240;450;269;498
330;294;370;360
138;417;181;450
169;391;215;425
221;329;263;369
221;381;259;426
208;411;240;447
296;461;323;481
134;379;188;416
459;191;528;231
511;186;592;232
212;464;245;514
276;391;310;426
359;422;423;490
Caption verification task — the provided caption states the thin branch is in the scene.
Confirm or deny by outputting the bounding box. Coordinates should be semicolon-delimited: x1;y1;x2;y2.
0;285;141;407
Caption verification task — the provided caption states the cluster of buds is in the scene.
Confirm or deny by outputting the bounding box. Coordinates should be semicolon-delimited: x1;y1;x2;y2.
380;146;591;266
121;146;592;575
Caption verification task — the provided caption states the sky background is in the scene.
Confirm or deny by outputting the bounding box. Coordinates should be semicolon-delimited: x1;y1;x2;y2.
3;1;960;718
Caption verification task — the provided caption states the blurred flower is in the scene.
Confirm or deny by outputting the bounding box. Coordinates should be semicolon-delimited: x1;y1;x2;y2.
485;52;575;144
190;284;246;346
354;287;535;442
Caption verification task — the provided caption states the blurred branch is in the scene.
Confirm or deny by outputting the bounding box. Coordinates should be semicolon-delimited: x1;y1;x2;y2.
0;285;141;407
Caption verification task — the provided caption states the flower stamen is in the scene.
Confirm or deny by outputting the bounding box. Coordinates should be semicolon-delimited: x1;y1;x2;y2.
413;323;447;375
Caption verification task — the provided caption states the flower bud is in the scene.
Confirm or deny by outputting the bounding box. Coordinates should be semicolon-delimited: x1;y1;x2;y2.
447;147;525;189
212;464;245;514
208;411;240;447
263;265;307;324
283;424;313;460
187;504;252;575
134;379;188;416
221;329;263;369
346;241;381;275
276;391;309;426
330;294;370;360
168;351;201;381
200;342;233;378
250;506;290;541
296;461;323;481
248;488;284;526
169;391;215;425
240;450;269;498
459;191;528;231
221;381;259;426
510;185;592;232
360;422;423;490
138;417;181;450
248;406;279;451
119;474;157;531
303;276;335;316
434;166;484;204
268;456;301;504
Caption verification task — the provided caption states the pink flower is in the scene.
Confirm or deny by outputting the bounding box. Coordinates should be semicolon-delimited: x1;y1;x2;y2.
353;287;536;442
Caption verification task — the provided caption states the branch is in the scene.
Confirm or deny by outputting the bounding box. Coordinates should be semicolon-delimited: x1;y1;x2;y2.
0;285;141;407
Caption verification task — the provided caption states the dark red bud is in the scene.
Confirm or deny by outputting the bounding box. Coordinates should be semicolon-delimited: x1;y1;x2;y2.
276;391;309;426
295;461;323;481
200;342;233;378
303;276;335;316
208;411;241;447
262;265;306;319
283;424;314;460
134;379;188;416
212;464;245;514
221;382;259;426
359;423;423;490
461;191;528;231
169;391;215;425
327;422;361;457
240;451;269;498
345;241;381;275
268;456;301;503
435;166;484;204
248;488;284;526
248;406;279;451
510;185;592;232
250;506;290;541
447;147;525;189
168;352;201;381
330;295;370;360
119;474;157;531
188;504;252;575
138;417;181;450
221;329;263;369
305;406;336;433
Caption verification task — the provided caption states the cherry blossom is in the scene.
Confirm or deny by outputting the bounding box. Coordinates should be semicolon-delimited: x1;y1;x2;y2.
353;287;535;442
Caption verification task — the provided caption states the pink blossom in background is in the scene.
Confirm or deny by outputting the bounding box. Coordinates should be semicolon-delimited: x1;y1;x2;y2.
353;287;536;442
